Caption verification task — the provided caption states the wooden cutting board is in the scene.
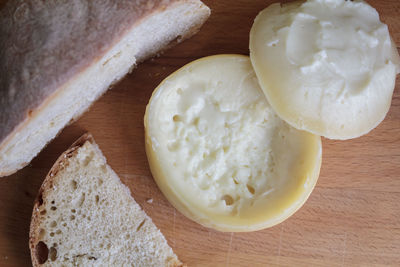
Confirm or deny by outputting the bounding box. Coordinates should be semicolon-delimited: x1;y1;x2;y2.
0;0;399;266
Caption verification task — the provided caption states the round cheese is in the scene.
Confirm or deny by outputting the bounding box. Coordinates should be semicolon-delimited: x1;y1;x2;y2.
250;0;400;140
144;55;322;232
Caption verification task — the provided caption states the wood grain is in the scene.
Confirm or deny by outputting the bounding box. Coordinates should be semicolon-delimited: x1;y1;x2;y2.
1;0;400;266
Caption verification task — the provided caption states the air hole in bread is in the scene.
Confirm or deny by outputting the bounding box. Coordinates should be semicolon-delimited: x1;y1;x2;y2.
101;164;107;173
50;221;57;228
35;241;49;264
56;230;61;235
71;209;76;213
82;152;95;166
71;180;77;190
40;209;46;215
78;193;86;206
50;206;57;211
50;232;55;237
102;51;122;67
233;178;239;185
49;246;57;261
169;35;183;46
136;219;146;232
222;195;234;206
51;200;55;204
95;195;100;204
38;193;43;206
247;184;255;195
70;215;76;220
38;228;45;239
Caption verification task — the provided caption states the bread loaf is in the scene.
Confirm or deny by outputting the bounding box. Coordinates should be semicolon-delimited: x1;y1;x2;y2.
29;133;182;266
0;0;210;176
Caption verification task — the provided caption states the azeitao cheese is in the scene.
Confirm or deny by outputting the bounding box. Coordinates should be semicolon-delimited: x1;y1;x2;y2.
144;55;322;232
250;0;400;140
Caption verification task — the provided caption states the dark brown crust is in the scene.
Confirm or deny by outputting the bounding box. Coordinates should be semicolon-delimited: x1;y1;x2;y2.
0;0;210;176
29;133;93;267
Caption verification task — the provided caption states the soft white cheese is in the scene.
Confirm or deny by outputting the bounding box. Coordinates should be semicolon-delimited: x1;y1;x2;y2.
145;55;322;231
250;0;400;139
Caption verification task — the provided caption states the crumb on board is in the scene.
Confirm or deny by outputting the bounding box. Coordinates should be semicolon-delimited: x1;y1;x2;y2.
146;198;153;204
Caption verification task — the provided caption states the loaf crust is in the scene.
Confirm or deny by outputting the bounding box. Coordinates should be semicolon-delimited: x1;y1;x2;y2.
0;0;210;176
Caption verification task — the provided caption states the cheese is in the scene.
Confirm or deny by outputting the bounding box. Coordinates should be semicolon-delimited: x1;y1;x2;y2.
145;55;322;232
250;0;400;140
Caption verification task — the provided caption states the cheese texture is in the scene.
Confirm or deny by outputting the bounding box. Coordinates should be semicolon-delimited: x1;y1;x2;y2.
145;55;321;232
250;0;400;140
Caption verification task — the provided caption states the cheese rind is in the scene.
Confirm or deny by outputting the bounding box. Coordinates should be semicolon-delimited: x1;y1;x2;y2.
250;0;400;140
145;55;322;232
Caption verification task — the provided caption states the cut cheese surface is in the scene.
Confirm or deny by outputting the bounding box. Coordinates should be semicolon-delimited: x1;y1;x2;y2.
250;0;400;140
145;55;322;232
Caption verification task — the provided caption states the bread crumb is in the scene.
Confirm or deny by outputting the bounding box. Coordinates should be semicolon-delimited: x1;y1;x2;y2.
146;198;153;204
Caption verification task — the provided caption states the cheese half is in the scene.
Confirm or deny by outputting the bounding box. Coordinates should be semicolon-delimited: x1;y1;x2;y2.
145;55;322;232
250;0;400;140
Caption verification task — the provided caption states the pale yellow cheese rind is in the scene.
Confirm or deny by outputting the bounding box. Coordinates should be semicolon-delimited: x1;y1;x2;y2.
145;55;322;232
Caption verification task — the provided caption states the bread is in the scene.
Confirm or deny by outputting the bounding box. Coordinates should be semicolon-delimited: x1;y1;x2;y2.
0;0;210;177
144;55;322;232
29;133;182;266
249;0;400;140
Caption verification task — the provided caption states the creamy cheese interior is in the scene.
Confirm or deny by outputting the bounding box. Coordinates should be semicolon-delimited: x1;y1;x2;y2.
145;55;321;231
250;0;400;140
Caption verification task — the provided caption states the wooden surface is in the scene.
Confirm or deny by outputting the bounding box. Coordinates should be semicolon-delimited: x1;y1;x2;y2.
1;0;400;266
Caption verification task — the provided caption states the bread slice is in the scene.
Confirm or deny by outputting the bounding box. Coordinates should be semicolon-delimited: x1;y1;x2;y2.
29;133;182;266
0;0;210;177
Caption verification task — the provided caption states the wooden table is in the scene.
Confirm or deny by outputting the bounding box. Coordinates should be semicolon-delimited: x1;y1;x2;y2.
1;0;399;266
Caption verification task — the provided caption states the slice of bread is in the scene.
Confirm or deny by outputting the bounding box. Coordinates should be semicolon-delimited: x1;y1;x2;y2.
0;0;210;177
29;133;182;267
